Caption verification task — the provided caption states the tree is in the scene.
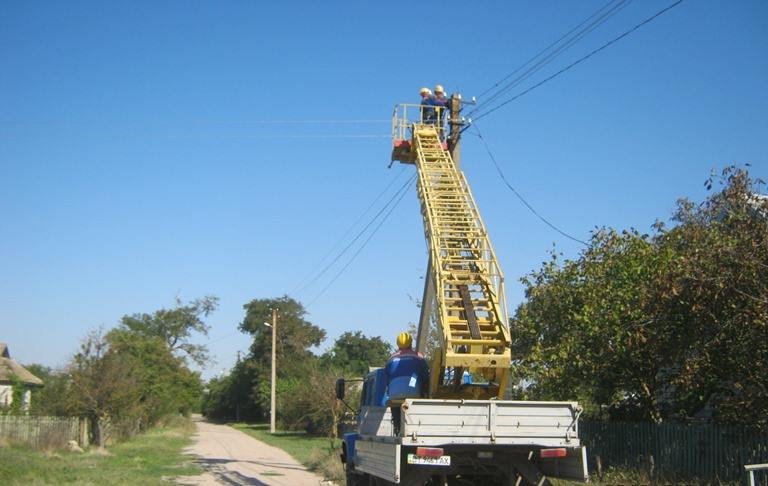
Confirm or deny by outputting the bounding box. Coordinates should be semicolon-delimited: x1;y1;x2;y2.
107;328;202;423
201;360;264;422
512;167;767;427
25;364;71;417
321;331;392;377
66;328;144;447
239;295;325;417
278;359;346;436
120;295;218;366
66;324;205;446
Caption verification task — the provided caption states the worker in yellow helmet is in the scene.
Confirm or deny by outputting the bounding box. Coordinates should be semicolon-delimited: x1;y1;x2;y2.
396;331;412;351
385;332;430;433
386;333;428;393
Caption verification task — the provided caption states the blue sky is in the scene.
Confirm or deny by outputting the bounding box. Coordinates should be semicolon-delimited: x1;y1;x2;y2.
2;1;766;379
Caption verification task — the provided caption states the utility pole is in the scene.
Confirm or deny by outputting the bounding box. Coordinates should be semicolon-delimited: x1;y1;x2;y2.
270;308;278;434
448;93;462;168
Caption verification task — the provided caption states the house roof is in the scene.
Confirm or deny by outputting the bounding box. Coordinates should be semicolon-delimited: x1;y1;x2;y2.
0;343;44;386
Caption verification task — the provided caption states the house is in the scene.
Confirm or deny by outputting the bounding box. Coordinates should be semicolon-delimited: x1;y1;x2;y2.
0;343;44;412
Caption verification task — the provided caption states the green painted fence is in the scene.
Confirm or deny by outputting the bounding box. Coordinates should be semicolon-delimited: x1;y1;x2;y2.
581;421;768;481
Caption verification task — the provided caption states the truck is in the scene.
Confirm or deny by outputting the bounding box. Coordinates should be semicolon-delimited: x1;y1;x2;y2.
336;96;588;485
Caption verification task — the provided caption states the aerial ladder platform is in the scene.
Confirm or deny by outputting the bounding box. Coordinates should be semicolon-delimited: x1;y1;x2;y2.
335;96;588;485
391;101;511;399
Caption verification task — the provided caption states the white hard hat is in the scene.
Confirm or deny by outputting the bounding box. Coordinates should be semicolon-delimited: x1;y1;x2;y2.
434;84;445;93
420;87;431;95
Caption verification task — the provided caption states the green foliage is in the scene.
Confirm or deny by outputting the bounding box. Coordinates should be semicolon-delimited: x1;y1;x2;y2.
120;295;218;366
200;360;264;422
66;328;145;439
25;364;71;417
239;296;325;375
107;329;202;423
64;298;208;444
204;296;385;437
277;360;344;436
0;373;25;416
320;331;391;377
235;296;327;424
512;167;768;427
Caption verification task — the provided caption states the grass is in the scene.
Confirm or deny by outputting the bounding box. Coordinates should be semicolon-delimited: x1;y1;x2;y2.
231;423;344;481
0;419;202;485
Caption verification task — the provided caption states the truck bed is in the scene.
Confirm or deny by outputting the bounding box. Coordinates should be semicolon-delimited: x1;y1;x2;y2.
400;398;582;447
351;398;587;483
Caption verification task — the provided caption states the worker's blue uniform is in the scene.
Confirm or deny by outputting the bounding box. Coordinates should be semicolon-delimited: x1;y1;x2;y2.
428;95;448;127
420;97;435;124
384;349;429;402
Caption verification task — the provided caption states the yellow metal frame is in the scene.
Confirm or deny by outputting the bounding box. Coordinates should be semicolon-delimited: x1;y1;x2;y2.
393;105;511;399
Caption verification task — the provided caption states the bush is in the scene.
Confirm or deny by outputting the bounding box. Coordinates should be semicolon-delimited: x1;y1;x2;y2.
306;441;344;482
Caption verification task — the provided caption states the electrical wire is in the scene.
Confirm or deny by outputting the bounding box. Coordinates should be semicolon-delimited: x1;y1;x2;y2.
0;117;391;140
473;0;684;122
290;165;408;295
306;174;416;307
471;0;631;116
0;118;390;126
475;0;621;99
473;124;589;246
0;132;390;140
295;173;417;297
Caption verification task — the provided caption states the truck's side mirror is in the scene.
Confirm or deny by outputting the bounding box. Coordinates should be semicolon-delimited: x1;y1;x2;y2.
335;378;346;400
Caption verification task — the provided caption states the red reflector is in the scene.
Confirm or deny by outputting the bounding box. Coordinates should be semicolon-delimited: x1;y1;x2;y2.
540;448;567;458
416;447;444;458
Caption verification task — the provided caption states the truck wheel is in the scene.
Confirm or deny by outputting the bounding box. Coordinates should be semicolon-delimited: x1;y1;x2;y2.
345;470;367;486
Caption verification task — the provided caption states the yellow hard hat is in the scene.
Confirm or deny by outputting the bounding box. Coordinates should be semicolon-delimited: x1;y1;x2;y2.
419;87;431;95
396;332;413;350
434;84;445;94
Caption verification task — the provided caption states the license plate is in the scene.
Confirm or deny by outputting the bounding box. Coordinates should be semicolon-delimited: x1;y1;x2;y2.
407;453;451;466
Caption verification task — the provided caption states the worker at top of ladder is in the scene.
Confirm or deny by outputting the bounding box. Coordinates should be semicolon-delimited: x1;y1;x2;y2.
419;87;434;124
421;84;448;125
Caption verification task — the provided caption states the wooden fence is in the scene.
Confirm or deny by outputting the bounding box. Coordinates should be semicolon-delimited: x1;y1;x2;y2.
0;415;87;449
581;420;768;481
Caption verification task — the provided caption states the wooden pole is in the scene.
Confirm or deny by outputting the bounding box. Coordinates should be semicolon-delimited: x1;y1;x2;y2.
448;93;462;168
270;308;277;434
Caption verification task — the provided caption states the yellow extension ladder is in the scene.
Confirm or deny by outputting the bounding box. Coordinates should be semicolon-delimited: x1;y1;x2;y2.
411;124;511;398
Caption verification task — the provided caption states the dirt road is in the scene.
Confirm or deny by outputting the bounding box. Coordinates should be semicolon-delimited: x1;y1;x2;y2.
176;417;330;486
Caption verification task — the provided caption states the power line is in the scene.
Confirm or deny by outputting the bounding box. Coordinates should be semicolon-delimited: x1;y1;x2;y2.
0;132;390;140
472;0;631;115
295;173;416;297
162;134;390;140
306;174;416;308
473;0;684;121
473;124;589;246
0;118;389;126
290;166;408;295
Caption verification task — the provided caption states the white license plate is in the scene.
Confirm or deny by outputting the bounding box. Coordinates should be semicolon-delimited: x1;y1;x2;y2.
407;453;451;466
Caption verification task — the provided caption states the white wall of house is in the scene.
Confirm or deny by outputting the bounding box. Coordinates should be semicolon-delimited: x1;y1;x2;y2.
22;389;31;412
0;386;33;412
0;384;12;407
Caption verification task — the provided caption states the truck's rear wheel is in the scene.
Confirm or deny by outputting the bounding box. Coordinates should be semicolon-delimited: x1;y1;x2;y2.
345;470;368;486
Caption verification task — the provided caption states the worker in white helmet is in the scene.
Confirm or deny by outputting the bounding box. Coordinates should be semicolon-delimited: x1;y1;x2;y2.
419;87;434;124
431;84;449;129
